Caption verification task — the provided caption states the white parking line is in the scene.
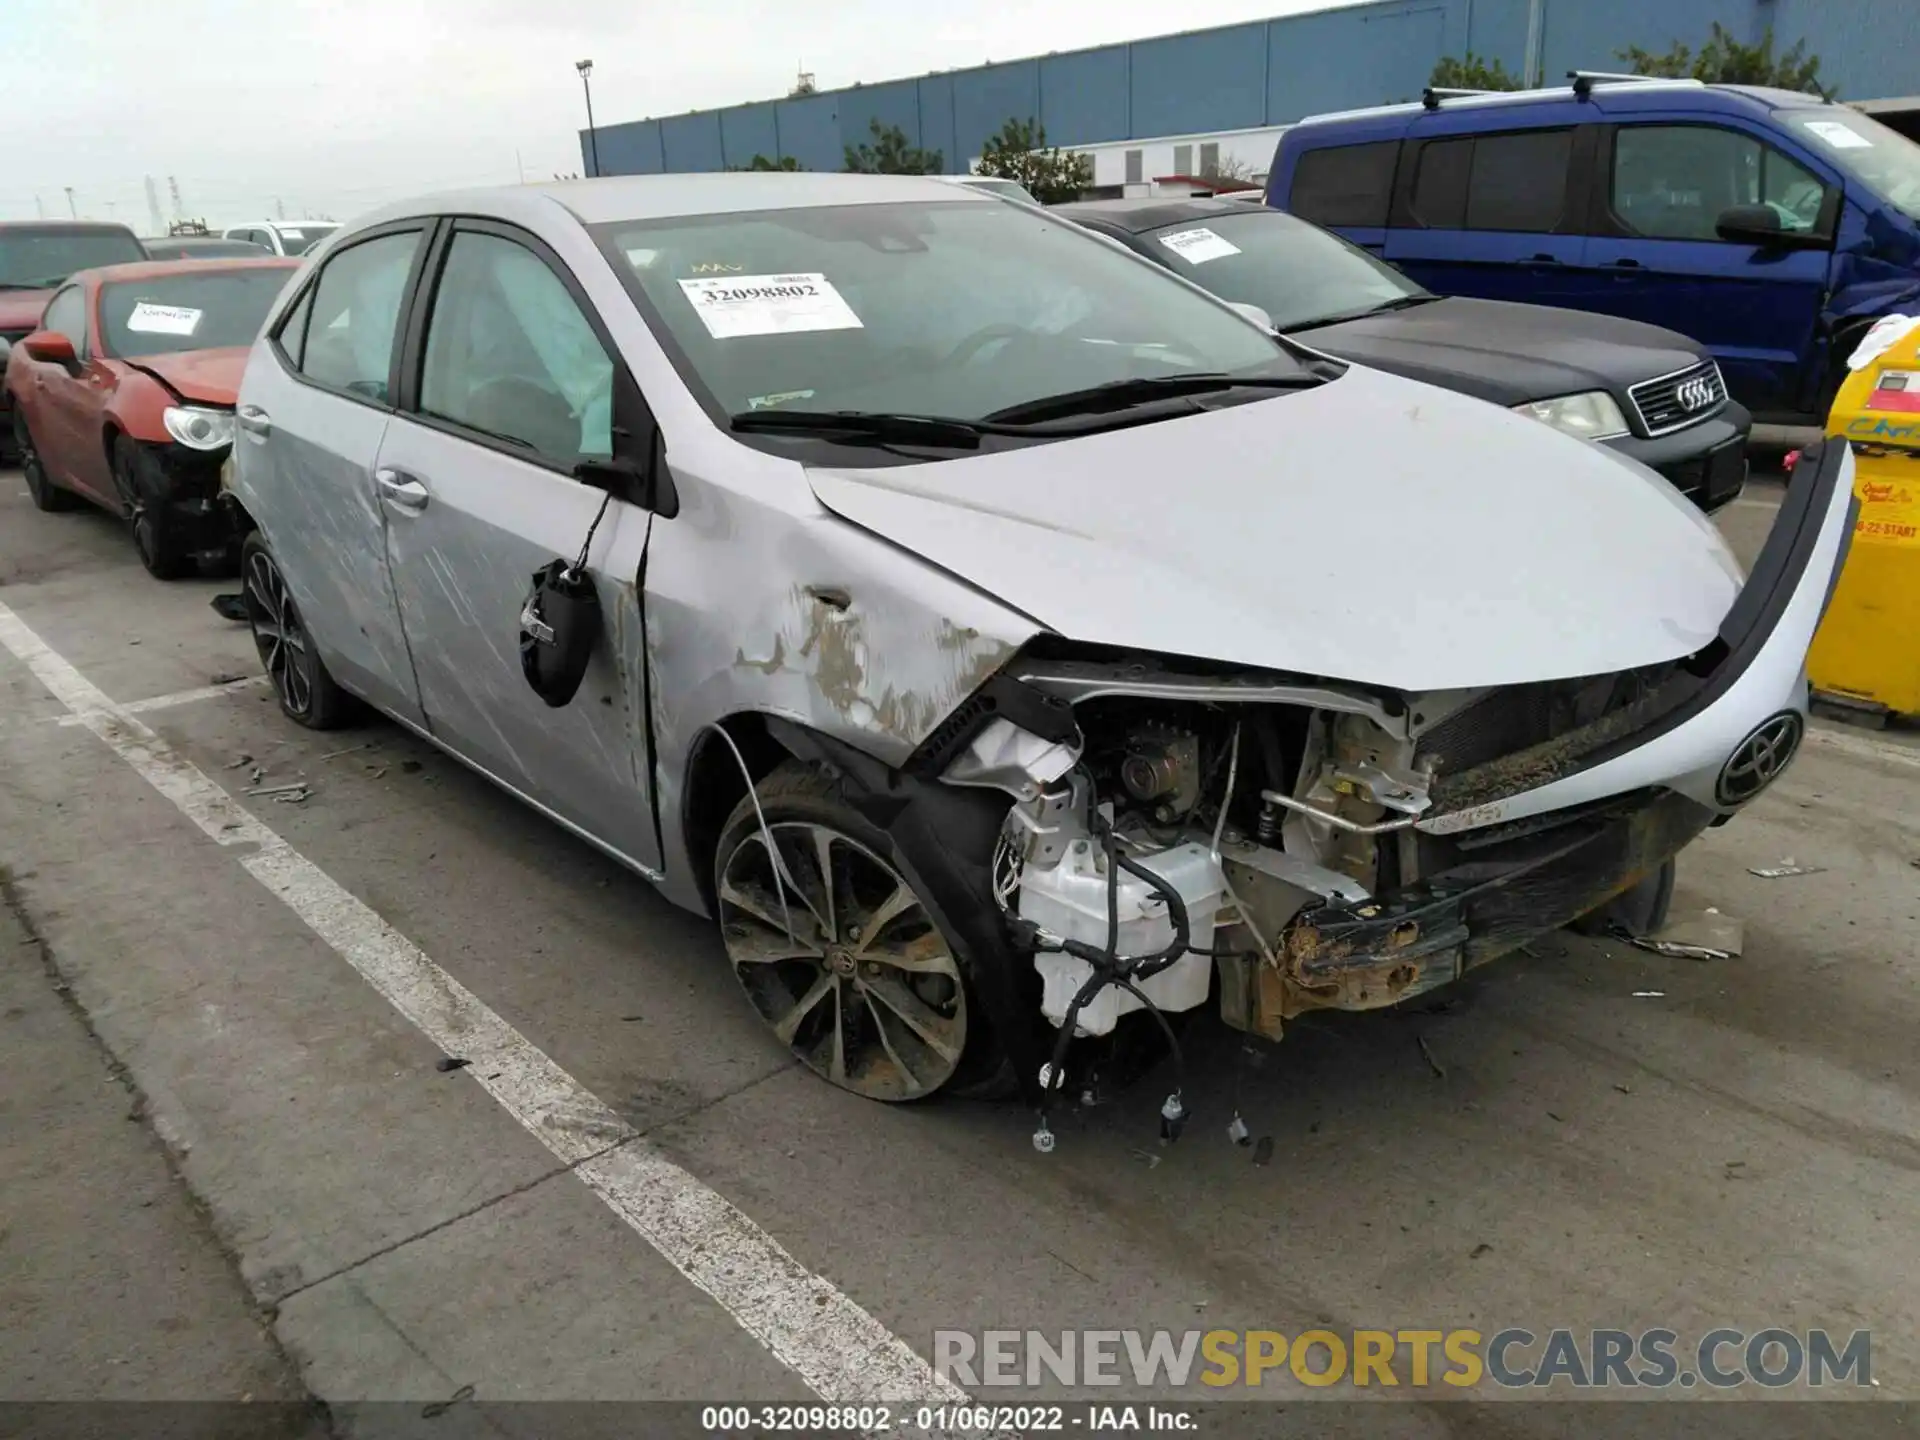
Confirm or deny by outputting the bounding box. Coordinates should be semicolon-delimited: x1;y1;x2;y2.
0;597;974;1421
53;674;269;726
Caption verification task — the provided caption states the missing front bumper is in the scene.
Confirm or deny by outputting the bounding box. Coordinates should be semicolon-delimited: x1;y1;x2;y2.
1220;788;1714;1035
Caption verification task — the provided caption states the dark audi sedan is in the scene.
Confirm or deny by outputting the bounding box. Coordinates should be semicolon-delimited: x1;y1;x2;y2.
1058;198;1751;512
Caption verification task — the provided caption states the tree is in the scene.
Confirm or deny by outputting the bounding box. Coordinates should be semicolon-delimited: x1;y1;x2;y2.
1429;52;1523;91
731;154;804;171
1201;153;1259;184
843;119;942;175
1618;23;1834;99
974;118;1092;204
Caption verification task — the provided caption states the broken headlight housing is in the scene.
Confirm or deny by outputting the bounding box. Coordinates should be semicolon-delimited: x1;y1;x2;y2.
1513;390;1630;442
163;405;236;451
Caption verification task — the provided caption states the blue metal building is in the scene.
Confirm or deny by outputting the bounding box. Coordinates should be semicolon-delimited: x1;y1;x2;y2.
582;0;1915;177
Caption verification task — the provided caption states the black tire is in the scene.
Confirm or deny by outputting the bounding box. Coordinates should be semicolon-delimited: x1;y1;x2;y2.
15;409;78;513
712;759;1005;1102
112;436;189;579
239;531;353;730
1570;856;1676;938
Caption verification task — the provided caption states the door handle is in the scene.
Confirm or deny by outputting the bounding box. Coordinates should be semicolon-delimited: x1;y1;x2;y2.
237;405;272;436
375;468;429;512
1607;258;1644;269
1527;253;1563;265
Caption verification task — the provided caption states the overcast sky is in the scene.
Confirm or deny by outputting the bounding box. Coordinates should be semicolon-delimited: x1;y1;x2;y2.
2;0;1366;229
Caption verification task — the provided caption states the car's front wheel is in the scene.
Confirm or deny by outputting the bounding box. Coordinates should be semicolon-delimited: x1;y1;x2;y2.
240;531;353;729
112;437;188;579
16;410;78;513
714;761;997;1102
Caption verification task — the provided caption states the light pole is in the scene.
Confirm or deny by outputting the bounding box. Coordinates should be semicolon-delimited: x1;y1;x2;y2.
576;59;601;178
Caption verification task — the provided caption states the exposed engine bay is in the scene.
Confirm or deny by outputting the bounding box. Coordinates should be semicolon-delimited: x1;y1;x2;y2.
938;652;1715;1077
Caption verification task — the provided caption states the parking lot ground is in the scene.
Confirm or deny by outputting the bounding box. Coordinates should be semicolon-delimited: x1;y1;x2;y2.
1;465;1917;1437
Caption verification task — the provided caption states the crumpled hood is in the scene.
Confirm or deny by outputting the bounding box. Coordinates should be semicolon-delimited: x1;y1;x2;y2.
806;365;1745;693
1299;297;1704;407
123;346;249;406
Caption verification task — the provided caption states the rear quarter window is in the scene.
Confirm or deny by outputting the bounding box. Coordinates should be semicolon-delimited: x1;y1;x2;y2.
1288;141;1400;228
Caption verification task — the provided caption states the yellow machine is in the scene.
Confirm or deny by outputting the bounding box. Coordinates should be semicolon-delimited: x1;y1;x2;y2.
1807;329;1920;722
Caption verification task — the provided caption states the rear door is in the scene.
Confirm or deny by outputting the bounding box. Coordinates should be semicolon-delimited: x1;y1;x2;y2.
236;223;432;724
373;219;661;870
1575;121;1838;414
1384;124;1592;305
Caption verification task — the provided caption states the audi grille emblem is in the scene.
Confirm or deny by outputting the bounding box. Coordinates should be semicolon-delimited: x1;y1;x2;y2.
1676;375;1717;413
1716;712;1804;806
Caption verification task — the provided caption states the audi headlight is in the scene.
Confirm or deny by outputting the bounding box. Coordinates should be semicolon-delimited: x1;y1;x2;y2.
1512;390;1629;442
163;405;236;451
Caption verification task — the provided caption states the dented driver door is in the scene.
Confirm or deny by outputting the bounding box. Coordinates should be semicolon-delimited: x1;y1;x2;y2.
375;220;661;873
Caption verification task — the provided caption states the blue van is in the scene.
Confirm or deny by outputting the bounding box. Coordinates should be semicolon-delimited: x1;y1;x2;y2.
1268;75;1920;425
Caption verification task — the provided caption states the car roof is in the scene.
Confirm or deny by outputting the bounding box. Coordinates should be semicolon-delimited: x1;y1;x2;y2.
76;257;301;286
347;173;996;233
0;220;143;236
1055;197;1270;234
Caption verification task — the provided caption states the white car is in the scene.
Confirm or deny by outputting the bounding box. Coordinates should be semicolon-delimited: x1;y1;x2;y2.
220;221;340;257
223;173;1853;1118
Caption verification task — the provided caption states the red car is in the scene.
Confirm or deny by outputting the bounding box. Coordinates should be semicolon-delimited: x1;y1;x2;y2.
0;221;149;457
5;257;298;577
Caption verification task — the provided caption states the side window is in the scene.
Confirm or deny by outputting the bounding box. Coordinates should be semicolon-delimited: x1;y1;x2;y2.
1612;125;1831;240
298;231;421;401
1411;138;1472;228
418;230;615;467
1290;141;1400;228
275;285;314;368
1466;130;1572;231
41;286;87;352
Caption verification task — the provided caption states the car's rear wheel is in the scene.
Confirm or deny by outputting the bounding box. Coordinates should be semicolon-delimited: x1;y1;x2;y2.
240;531;352;729
16;410;78;513
111;437;188;579
714;761;998;1102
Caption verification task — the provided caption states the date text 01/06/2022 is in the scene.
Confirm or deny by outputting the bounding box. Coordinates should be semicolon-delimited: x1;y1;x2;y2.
698;1403;1198;1432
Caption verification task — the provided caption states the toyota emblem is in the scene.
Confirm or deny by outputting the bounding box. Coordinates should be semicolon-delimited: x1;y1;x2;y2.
1716;712;1804;806
1676;375;1716;413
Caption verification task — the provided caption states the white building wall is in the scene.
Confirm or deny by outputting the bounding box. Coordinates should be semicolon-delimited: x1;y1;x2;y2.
1078;125;1291;196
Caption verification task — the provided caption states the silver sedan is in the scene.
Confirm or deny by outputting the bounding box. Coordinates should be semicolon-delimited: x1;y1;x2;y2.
226;174;1854;1117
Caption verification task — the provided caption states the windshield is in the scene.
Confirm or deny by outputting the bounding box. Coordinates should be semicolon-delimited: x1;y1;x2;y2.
99;268;294;357
595;200;1294;425
276;225;337;255
1138;210;1425;330
0;228;146;290
1784;108;1920;222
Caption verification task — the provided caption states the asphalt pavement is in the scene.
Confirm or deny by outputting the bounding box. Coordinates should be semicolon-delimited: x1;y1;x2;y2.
0;462;1916;1439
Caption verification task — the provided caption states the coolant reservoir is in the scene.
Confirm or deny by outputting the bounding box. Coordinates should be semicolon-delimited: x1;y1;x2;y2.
1018;841;1223;1037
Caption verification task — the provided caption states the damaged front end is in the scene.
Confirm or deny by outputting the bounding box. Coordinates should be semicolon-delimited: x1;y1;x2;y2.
957;650;1710;1057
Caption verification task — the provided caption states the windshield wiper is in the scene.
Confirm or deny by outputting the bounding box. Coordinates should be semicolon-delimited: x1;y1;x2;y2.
1283;294;1437;333
730;409;985;450
0;281;54;291
982;371;1318;426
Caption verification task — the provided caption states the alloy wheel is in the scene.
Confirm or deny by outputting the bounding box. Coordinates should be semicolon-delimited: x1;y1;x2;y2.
243;548;313;717
717;822;967;1101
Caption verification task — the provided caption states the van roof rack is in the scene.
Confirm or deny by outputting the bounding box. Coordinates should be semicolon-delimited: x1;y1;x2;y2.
1422;86;1494;109
1568;70;1706;98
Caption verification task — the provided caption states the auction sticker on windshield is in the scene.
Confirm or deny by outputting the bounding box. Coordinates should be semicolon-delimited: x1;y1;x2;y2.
126;302;202;336
677;273;863;339
1158;227;1242;265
